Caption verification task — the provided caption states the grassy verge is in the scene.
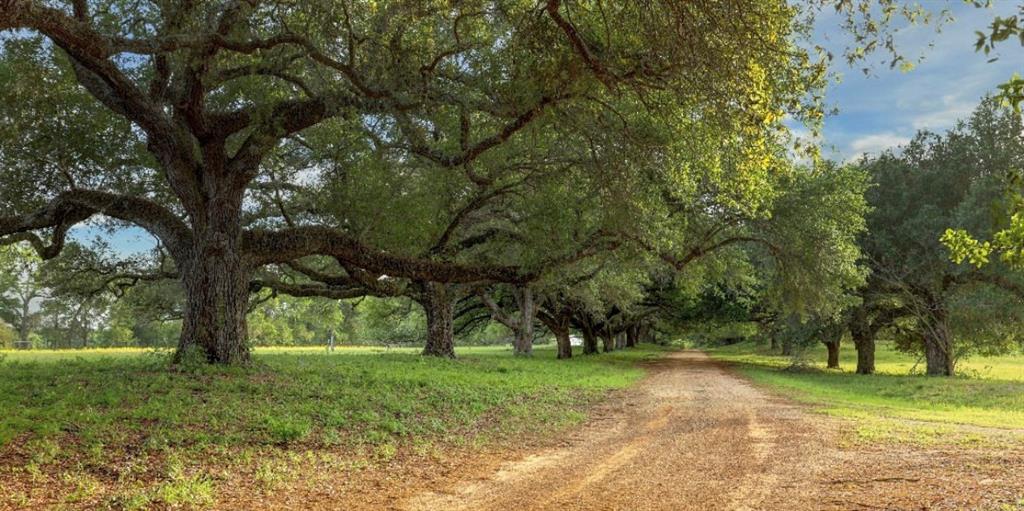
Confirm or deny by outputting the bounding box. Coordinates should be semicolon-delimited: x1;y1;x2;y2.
0;344;670;509
705;341;1024;443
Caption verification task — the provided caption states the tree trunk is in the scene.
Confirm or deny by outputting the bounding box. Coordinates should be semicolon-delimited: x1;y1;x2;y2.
16;326;29;349
537;305;572;360
853;335;875;375
177;249;252;364
849;309;876;375
923;326;953;376
421;282;456;358
582;324;599;355
340;301;358;345
513;288;535;357
625;325;638;348
770;335;779;351
824;340;840;369
601;331;615;353
173;188;253;365
921;300;954;376
781;337;793;356
513;328;533;355
923;331;954;376
16;297;30;349
553;326;572;359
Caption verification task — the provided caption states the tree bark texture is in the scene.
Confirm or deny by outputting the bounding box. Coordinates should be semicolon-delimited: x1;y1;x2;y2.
538;306;573;360
513;288;535;356
923;309;954;376
175;194;252;365
421;282;456;358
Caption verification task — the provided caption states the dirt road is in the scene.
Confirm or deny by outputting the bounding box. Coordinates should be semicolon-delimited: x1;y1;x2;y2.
401;350;1024;511
403;350;828;510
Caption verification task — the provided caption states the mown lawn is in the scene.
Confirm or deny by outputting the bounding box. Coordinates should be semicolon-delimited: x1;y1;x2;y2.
0;344;669;509
706;341;1024;433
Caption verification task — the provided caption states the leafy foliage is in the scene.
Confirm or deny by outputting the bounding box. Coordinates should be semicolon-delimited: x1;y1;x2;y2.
856;99;1024;371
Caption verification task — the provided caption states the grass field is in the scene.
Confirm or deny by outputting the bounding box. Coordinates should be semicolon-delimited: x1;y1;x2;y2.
0;344;669;509
706;340;1024;438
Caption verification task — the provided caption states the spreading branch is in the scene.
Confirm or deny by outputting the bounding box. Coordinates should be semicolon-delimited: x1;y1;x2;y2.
243;227;534;284
0;190;192;260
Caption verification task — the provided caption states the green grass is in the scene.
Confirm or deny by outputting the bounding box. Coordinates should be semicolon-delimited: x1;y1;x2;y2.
0;344;668;507
0;345;667;449
706;341;1024;433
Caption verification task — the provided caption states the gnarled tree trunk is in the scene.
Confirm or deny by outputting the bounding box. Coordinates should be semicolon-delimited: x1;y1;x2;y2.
421;282;456;358
175;195;252;365
538;307;573;360
480;287;535;356
178;258;251;364
852;334;875;375
820;321;844;370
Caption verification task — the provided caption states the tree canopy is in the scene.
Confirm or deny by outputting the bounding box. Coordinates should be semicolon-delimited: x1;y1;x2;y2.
846;100;1024;375
3;0;1002;368
0;0;854;363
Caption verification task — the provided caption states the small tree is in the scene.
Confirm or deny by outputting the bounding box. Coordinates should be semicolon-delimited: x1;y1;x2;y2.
0;244;46;349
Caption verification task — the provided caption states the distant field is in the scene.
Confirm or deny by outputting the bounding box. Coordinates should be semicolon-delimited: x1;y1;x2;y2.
0;344;669;509
706;341;1024;434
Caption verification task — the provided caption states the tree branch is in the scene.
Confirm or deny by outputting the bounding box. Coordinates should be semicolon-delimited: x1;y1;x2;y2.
243;227;534;284
0;190;192;260
477;290;517;330
248;278;369;300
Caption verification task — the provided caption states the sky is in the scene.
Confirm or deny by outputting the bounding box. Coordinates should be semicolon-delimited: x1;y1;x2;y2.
69;224;159;255
807;1;1024;162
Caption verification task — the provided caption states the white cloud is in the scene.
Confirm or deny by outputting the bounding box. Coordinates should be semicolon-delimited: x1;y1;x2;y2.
910;100;973;130
905;80;993;131
849;132;911;153
845;132;912;162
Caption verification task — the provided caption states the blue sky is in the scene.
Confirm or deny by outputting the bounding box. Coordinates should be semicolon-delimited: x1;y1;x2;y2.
808;1;1024;162
70;224;158;255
